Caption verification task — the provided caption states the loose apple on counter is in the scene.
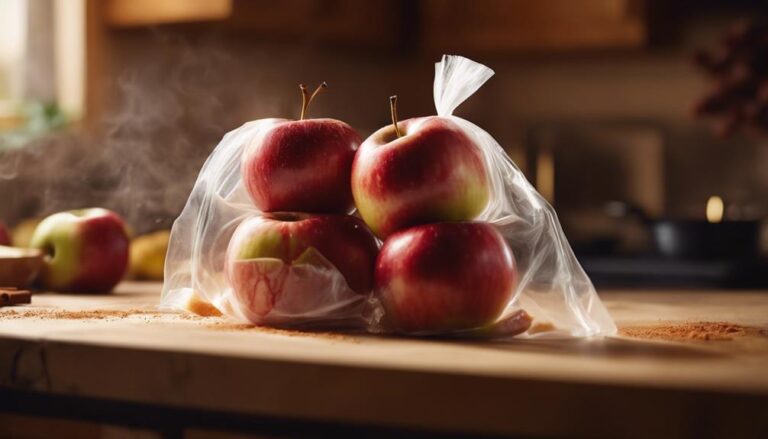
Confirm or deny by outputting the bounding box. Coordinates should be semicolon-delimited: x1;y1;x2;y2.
226;213;378;319
352;96;490;238
241;83;361;214
128;229;170;280
375;222;518;333
30;208;130;293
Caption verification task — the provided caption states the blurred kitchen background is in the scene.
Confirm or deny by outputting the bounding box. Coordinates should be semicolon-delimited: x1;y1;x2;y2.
1;0;767;288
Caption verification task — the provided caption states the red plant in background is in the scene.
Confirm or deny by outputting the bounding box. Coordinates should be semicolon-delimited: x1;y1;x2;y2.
693;21;768;138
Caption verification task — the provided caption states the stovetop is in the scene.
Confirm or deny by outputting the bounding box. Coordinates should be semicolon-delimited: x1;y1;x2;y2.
579;255;768;289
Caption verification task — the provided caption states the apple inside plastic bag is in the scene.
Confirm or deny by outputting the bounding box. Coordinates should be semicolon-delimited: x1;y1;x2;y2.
225;247;376;328
162;55;616;338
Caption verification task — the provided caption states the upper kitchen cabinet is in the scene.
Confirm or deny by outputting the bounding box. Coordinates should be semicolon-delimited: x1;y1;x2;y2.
104;0;232;26
103;0;407;48
421;0;647;52
102;0;646;52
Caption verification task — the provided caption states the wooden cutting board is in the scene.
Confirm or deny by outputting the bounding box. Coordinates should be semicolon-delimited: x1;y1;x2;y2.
0;282;767;438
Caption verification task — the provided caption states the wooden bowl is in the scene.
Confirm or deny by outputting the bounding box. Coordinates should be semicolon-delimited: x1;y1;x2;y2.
0;245;44;288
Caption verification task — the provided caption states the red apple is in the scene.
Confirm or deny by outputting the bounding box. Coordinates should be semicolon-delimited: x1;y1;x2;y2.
30;208;130;292
375;222;517;333
0;222;10;246
241;83;361;214
226;213;379;318
351;96;490;238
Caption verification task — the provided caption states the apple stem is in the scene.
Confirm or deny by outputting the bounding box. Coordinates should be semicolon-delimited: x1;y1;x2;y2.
299;82;327;120
390;95;402;138
299;84;309;120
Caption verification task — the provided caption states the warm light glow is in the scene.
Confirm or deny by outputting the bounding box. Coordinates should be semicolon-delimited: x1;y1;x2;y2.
0;0;27;101
54;0;85;118
536;147;555;204
706;196;724;223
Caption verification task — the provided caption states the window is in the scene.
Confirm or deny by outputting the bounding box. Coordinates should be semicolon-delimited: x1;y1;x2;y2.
0;0;84;149
0;0;26;103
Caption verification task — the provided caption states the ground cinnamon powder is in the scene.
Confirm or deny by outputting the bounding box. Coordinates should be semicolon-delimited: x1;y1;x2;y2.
0;308;352;340
204;321;355;340
6;308;761;343
620;321;766;341
0;308;166;320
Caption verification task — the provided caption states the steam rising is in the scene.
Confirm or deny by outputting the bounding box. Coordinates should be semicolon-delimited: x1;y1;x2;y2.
0;33;252;232
0;29;433;231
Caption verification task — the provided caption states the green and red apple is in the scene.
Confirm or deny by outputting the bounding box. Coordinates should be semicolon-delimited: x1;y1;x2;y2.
241;83;361;214
375;222;517;333
351;96;490;238
226;213;379;318
30;208;130;292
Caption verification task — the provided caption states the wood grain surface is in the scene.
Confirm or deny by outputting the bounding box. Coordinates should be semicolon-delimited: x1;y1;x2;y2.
0;282;767;438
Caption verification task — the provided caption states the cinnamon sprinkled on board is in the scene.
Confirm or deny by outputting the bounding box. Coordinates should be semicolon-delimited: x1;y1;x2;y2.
204;321;356;341
620;321;767;341
0;307;356;341
0;308;167;320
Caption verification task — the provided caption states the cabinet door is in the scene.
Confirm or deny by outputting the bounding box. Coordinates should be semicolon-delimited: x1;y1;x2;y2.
105;0;232;26
104;0;405;49
422;0;646;52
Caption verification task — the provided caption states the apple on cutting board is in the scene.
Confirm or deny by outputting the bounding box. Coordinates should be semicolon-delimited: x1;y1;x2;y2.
241;83;361;214
30;208;130;293
375;222;518;333
226;213;379;318
351;96;490;238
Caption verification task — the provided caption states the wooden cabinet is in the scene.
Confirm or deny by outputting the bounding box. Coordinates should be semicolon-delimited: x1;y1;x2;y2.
104;0;232;27
104;0;405;48
102;0;646;52
421;0;646;52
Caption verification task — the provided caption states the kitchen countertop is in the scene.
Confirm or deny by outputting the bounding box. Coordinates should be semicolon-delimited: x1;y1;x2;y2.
1;282;767;438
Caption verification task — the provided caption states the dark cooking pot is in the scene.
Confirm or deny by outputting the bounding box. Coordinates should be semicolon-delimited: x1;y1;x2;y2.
653;219;759;259
605;201;760;260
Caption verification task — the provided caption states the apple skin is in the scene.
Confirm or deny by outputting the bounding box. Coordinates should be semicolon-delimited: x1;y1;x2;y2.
30;208;130;293
226;213;379;317
375;222;517;333
352;116;490;238
0;222;9;246
242;118;361;214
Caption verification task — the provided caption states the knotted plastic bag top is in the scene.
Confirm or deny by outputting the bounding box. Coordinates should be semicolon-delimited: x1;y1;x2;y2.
432;55;615;336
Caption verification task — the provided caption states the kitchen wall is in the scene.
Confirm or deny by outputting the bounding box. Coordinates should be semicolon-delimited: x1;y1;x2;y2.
1;7;766;234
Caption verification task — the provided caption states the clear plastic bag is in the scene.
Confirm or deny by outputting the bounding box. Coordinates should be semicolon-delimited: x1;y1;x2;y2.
161;55;616;337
